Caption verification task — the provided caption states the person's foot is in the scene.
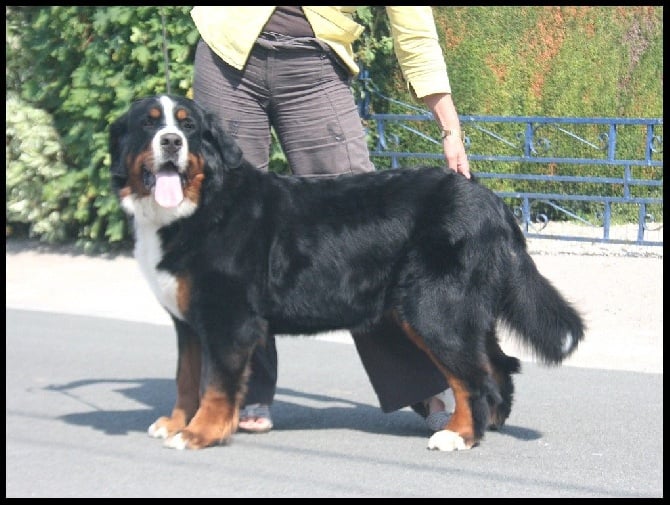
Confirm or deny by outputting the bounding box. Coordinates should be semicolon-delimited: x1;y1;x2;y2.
413;390;454;432
238;403;273;433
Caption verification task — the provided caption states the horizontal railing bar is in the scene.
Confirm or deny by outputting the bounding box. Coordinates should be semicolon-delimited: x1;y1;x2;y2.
524;234;662;247
365;113;663;126
370;151;664;167
495;192;662;204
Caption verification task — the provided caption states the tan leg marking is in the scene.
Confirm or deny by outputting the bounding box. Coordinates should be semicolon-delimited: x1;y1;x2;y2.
148;335;201;440
176;274;192;319
396;316;477;449
164;387;238;450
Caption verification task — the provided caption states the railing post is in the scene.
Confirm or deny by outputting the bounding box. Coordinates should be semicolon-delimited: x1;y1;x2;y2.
638;204;647;243
607;123;617;161
603;203;612;240
357;67;371;120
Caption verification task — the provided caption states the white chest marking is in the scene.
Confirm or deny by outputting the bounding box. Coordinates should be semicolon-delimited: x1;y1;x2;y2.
134;220;184;321
130;197;197;322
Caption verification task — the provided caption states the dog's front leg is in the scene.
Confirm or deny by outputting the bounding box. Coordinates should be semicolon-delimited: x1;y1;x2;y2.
164;315;260;450
164;385;240;450
148;318;201;440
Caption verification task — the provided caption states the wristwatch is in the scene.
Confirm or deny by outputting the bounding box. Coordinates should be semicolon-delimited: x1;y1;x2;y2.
441;128;463;140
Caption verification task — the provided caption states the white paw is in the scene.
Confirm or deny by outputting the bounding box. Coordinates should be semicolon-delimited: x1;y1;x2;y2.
427;430;469;451
163;432;188;450
147;423;169;439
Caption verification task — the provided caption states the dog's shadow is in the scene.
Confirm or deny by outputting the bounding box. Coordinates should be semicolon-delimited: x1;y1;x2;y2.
44;378;541;441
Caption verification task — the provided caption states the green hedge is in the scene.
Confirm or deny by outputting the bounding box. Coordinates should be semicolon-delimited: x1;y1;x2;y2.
5;6;663;251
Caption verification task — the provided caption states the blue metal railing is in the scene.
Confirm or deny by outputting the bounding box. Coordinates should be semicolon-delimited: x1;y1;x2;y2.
356;71;663;247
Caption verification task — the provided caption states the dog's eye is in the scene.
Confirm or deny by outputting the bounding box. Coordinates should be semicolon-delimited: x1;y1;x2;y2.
180;117;195;130
142;117;158;128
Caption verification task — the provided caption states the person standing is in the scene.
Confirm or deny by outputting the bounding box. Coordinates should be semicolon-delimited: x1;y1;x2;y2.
191;6;467;433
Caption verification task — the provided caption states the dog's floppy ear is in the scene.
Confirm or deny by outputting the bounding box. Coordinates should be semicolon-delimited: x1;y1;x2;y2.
109;111;130;196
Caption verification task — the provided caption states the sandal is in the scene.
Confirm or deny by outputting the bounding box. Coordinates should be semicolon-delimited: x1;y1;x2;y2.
238;403;273;433
425;410;451;432
411;390;455;432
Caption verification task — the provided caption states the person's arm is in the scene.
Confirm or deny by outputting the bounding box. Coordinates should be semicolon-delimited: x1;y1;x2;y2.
423;93;470;179
384;7;470;178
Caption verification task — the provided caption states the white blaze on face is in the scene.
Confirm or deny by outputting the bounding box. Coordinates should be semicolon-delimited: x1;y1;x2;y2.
152;96;188;208
154;96;189;170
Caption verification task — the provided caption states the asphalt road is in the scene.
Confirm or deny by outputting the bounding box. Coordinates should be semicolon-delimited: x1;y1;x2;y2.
5;239;664;497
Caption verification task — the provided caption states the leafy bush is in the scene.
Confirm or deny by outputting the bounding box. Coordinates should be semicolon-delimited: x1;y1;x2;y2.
6;94;72;242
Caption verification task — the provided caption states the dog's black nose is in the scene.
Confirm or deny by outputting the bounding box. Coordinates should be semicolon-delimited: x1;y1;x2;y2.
160;133;183;154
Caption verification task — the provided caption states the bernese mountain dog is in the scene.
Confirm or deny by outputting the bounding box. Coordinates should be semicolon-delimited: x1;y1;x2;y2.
108;94;584;451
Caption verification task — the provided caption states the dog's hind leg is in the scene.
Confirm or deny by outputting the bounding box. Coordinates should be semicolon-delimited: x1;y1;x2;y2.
395;314;495;451
148;318;201;441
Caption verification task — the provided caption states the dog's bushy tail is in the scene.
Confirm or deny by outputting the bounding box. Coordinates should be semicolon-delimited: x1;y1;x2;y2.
500;247;585;365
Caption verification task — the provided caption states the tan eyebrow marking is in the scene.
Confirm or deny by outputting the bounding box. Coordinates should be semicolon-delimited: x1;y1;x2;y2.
149;107;161;119
176;108;188;121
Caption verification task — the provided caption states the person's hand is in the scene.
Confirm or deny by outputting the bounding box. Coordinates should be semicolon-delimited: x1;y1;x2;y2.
422;93;471;179
443;135;470;179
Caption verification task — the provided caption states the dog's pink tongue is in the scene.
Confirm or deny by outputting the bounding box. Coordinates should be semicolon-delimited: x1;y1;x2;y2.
154;172;184;208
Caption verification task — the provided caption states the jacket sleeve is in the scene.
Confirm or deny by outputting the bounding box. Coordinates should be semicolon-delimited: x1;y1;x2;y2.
384;7;452;98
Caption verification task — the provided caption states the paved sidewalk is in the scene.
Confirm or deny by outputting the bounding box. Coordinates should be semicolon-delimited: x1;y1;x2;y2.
5;237;663;374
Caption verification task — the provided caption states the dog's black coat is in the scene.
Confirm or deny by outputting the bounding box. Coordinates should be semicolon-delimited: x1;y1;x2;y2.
109;95;585;451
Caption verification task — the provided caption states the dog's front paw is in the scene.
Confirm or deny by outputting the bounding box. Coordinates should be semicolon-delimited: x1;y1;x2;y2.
427;430;472;451
163;429;230;450
148;415;185;440
161;394;236;449
148;422;169;439
164;432;189;450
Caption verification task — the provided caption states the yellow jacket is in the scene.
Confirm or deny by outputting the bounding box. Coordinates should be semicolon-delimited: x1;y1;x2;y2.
190;6;451;98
